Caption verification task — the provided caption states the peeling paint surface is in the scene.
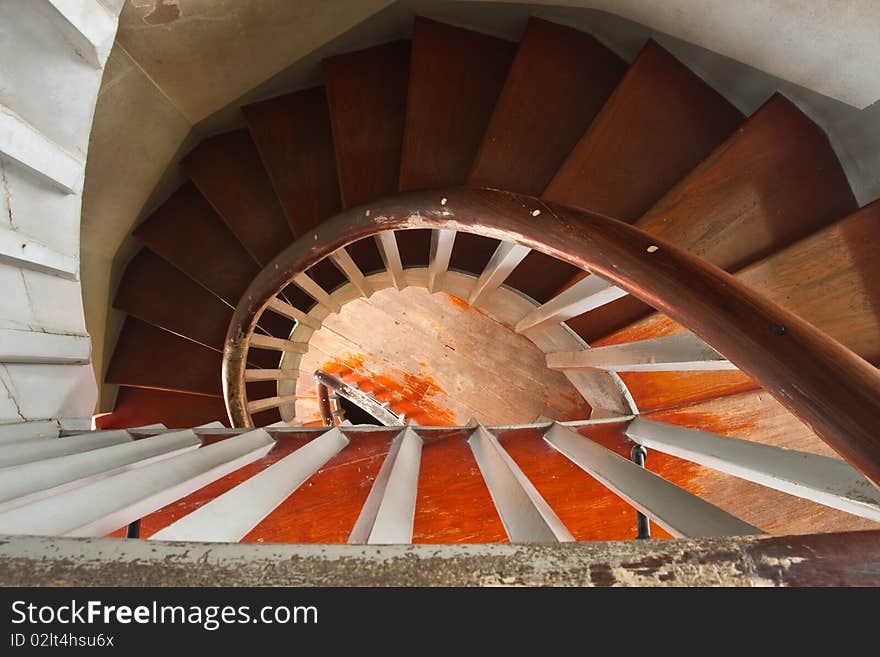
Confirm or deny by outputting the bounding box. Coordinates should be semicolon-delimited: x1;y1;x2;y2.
2;531;878;586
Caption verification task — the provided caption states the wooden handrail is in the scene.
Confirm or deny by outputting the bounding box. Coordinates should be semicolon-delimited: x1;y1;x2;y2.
223;187;880;487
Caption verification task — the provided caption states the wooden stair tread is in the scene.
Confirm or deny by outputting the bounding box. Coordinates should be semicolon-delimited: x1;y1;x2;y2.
324;41;410;209
243;87;341;238
96;387;229;430
133;182;261;307
399;18;516;273
637;94;857;270
106;317;224;397
469;17;626;195
595;200;880;411
451;24;604;284
413;429;508;543
399;17;516;191
543;39;743;220
114;248;233;351
567;94;859;344
182;129;293;265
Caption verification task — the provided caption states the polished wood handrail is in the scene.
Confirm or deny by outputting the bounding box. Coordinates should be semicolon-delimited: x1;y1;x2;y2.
223;187;880;487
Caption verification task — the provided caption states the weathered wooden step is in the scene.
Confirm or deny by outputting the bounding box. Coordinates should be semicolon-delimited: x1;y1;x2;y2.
544;39;743;219
243;87;340;238
106;317;224;397
114;248;233;351
97;387;230;430
567;93;858;343
133;184;294;338
400;18;515;272
182;130;293;265
133;183;261;306
469;17;625;195
324;40;410;209
595;199;880;412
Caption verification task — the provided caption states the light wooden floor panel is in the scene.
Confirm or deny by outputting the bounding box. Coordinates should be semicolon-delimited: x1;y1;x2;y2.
296;287;591;425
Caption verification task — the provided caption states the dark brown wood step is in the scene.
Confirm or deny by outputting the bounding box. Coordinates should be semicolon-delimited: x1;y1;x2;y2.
566;93;858;343
469;17;626;195
243;87;341;238
543;39;743;220
413;428;508;542
324;41;410;209
96;386;230;430
132;184;295;339
106;317;224;397
399;18;516;273
133;182;261;307
114;248;233;351
399;17;516;191
182;129;293;265
471;18;626;301
637;93;858;270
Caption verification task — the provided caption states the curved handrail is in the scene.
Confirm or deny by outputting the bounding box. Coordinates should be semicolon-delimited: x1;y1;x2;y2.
224;187;880;487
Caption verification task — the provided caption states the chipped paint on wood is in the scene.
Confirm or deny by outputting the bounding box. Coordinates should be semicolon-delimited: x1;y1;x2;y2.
3;531;878;586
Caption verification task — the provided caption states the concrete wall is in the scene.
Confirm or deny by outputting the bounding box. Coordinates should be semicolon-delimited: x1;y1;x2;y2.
0;0;123;423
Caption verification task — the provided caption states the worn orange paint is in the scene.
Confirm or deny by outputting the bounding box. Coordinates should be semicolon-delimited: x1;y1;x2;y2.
619;370;758;413
320;352;457;425
242;430;397;543
444;293;471;312
547;389;592;420
499;422;703;540
412;429;509;543
133;433;314;538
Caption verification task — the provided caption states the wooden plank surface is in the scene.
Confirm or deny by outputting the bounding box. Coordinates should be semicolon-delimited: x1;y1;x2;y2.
567;94;858;342
182;130;293;265
96;388;229;430
399;17;515;191
469;17;625;195
106;318;223;397
544;39;743;220
413;429;509;543
324;41;410;209
133;183;261;307
243;88;341;237
114;249;233;351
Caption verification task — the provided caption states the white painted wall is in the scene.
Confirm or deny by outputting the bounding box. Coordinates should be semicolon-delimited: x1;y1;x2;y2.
0;0;123;423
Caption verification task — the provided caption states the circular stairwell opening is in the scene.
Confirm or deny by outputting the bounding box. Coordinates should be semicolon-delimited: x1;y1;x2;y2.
289;285;592;427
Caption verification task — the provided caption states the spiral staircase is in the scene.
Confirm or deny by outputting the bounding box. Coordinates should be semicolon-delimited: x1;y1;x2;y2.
1;15;880;586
